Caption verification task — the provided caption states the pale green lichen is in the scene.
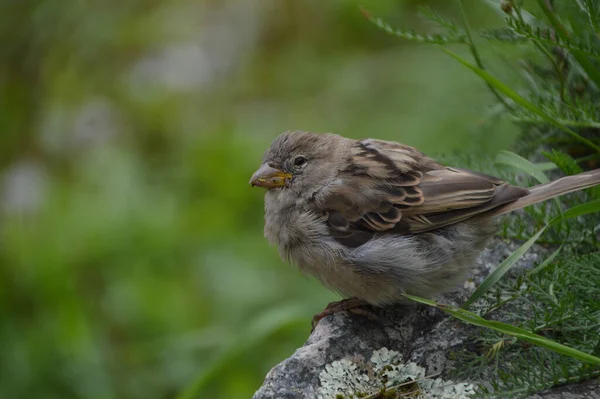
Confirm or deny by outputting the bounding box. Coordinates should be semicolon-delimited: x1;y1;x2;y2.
317;348;475;399
318;359;372;398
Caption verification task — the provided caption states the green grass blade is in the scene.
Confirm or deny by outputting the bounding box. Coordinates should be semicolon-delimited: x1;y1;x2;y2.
549;198;600;225
404;294;600;366
534;161;561;172
463;227;547;308
528;245;563;276
495;150;564;218
440;47;600;153
463;198;600;308
495;150;550;183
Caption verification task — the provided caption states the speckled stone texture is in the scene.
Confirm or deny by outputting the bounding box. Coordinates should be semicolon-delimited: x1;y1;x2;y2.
252;238;599;399
529;378;600;399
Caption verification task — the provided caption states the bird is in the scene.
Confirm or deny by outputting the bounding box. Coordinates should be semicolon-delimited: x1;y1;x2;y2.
249;131;600;328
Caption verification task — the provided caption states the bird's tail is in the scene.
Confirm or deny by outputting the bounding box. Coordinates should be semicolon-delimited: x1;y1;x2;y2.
490;169;600;216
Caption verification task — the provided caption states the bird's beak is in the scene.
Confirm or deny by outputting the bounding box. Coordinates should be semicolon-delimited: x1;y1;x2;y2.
250;164;292;189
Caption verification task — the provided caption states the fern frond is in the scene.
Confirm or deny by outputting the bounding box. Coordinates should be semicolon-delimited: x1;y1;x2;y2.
418;6;463;33
542;149;584;175
480;27;529;43
362;9;467;44
510;96;600;130
506;18;600;59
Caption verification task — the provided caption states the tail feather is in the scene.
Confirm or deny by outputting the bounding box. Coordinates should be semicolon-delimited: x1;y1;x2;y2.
490;169;600;216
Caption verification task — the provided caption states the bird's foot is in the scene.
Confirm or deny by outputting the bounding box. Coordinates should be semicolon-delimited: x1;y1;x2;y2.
311;297;378;332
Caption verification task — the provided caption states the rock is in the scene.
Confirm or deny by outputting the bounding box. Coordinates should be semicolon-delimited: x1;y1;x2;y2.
252;238;598;399
528;378;600;399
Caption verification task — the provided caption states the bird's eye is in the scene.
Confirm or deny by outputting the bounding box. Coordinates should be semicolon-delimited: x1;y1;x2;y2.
293;156;308;168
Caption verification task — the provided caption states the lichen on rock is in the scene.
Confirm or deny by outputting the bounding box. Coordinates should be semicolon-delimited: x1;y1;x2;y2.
317;348;475;399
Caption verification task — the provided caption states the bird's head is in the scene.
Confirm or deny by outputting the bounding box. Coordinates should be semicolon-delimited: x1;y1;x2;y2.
250;131;349;197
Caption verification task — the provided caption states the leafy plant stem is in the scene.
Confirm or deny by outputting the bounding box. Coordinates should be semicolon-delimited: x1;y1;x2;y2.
535;0;569;38
404;294;600;366
440;47;600;153
533;41;568;103
511;117;600;129
481;292;524;317
534;314;574;333
456;0;512;110
536;0;600;89
511;4;569;103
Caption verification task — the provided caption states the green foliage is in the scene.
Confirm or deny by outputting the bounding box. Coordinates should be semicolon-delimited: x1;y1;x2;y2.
366;0;600;396
542;149;584;175
366;0;600;154
467;252;600;398
464;194;600;307
495;150;551;183
502;17;600;58
361;7;467;45
405;294;600;366
463;228;547;309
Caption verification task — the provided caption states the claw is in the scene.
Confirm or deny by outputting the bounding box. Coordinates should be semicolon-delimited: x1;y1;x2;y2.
310;298;379;332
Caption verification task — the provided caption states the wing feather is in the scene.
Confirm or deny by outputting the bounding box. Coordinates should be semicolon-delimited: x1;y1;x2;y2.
312;139;529;247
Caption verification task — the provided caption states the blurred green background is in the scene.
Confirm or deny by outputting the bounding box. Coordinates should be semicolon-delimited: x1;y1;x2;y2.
0;1;522;398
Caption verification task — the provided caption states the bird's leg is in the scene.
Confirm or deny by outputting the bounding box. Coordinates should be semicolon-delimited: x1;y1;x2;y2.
311;297;378;331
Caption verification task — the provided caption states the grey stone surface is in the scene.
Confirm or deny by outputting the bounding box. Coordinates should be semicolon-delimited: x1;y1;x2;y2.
252;238;599;399
528;378;600;399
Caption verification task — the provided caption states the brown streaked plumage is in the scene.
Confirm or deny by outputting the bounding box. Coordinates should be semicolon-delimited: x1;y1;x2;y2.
250;131;600;325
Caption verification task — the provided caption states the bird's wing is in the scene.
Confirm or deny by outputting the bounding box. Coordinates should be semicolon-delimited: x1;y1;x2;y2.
312;139;529;247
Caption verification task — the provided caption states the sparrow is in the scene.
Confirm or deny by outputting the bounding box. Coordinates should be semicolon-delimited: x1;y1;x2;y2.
250;131;600;327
